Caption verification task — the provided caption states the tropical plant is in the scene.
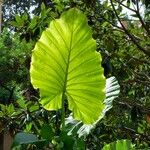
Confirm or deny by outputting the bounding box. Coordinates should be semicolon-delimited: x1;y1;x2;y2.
65;76;120;138
1;0;150;149
102;139;134;150
28;7;121;150
30;8;106;127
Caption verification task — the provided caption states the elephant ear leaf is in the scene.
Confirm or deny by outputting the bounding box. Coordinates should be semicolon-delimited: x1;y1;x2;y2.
30;8;105;124
102;139;135;150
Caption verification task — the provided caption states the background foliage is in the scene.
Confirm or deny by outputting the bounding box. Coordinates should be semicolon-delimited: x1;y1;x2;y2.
0;0;150;149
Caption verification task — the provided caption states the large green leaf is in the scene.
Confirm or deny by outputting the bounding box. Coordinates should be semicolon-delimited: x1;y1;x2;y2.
102;139;135;150
102;76;120;116
65;76;120;137
12;132;45;148
30;8;105;124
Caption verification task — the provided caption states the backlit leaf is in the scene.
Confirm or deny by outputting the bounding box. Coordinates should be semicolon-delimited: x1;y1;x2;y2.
30;8;105;124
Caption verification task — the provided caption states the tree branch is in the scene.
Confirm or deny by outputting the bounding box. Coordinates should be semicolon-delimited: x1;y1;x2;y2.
116;0;136;13
135;0;150;36
115;98;150;115
109;0;150;56
120;126;150;142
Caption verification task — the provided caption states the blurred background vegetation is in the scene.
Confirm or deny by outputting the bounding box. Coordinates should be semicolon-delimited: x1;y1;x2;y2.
0;0;150;149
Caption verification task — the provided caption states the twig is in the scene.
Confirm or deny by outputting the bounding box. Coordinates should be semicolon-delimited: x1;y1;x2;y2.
116;0;136;13
109;0;150;56
135;0;150;36
115;99;150;114
120;126;150;141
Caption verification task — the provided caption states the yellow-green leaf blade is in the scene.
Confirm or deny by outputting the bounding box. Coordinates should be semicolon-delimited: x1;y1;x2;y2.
30;8;105;124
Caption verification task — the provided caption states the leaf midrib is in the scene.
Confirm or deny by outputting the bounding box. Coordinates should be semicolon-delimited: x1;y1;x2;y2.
53;12;76;103
61;15;75;97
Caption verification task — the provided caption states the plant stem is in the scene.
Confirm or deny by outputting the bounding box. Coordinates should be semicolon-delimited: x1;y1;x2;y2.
61;93;65;131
